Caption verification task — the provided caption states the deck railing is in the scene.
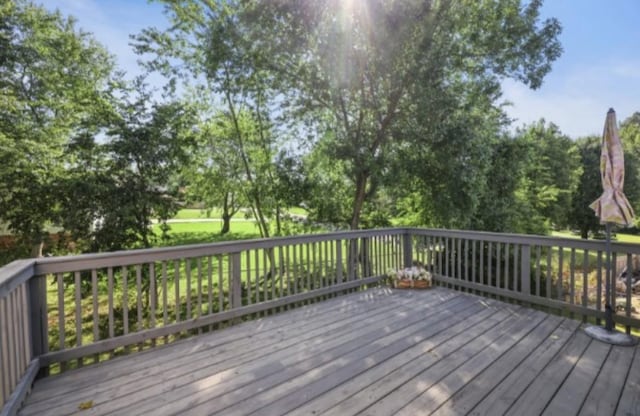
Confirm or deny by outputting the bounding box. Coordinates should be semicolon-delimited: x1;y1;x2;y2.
1;227;639;415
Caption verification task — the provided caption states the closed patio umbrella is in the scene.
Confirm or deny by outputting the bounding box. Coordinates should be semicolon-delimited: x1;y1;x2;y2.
586;108;636;345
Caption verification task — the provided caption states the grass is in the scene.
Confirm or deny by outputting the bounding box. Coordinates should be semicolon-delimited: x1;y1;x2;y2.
155;221;261;245
171;207;308;220
552;230;640;244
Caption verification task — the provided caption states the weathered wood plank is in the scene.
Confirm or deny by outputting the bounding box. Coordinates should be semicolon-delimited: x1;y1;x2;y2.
541;338;611;415
397;311;550;415
579;345;635;416
615;345;640;416
176;297;501;416
503;330;592;416
31;287;408;394
288;299;504;416
467;318;580;416
23;290;454;413
78;293;467;416
323;308;523;416
361;308;536;416
16;288;638;416
257;298;504;416
429;315;565;416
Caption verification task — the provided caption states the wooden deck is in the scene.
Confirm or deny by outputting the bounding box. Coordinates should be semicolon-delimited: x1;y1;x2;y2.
18;287;640;416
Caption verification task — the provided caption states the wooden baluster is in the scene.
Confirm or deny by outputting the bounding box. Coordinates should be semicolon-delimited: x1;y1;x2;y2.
57;273;66;371
557;247;564;306
582;250;589;323
626;253;633;334
161;262;168;342
122;266;129;354
174;259;180;324
546;247;552;300
206;256;213;330
135;264;143;350
107;267;114;357
91;269;99;363
218;255;224;311
185;259;192;322
74;271;82;367
0;296;7;401
246;251;252;306
535;246;541;297
570;248;576;319
149;262;156;345
596;251;602;325
197;258;203;328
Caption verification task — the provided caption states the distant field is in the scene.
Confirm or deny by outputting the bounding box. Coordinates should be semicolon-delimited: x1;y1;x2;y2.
171;207;308;220
552;230;640;244
153;221;261;246
172;208;230;219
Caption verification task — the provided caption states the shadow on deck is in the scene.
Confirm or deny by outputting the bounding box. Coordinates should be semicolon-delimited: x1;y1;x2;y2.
18;287;640;416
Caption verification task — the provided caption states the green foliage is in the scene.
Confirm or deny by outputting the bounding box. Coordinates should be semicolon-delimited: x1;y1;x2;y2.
512;120;580;233
136;0;562;231
58;82;198;252
0;0;116;253
567;136;603;238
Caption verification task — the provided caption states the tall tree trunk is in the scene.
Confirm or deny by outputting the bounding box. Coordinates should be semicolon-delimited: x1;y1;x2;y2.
581;227;589;239
31;241;44;258
221;191;232;235
350;172;368;230
221;214;231;235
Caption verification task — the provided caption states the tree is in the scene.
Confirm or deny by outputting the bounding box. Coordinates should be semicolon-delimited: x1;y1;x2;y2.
568;136;602;239
0;0;115;256
185;113;248;236
243;0;562;229
58;81;198;252
513;120;580;233
134;0;561;231
133;4;285;238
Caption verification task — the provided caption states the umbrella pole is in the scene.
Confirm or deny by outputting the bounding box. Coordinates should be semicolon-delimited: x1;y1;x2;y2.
604;222;614;331
584;223;635;345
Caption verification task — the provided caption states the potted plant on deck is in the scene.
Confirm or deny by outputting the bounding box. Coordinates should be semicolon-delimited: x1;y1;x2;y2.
388;266;433;289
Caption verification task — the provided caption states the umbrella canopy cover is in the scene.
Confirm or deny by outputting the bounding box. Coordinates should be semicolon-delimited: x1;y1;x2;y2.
590;108;635;226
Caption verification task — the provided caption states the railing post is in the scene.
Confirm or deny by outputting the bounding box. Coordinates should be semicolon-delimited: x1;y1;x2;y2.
361;238;371;277
403;232;413;268
230;253;242;309
28;275;48;376
336;242;343;284
521;245;531;296
348;240;357;281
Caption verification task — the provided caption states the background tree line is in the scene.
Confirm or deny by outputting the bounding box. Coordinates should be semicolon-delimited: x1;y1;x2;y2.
2;0;640;266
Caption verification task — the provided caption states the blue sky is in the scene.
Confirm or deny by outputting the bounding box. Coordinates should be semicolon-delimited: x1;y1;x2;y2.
44;0;640;139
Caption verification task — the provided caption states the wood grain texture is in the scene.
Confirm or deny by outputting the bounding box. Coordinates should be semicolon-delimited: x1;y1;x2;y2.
15;287;640;416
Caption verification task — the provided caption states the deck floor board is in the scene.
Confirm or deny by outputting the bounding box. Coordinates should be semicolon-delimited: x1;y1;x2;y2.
17;287;640;416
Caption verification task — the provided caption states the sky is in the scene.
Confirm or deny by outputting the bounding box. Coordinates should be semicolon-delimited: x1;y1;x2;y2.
42;0;640;139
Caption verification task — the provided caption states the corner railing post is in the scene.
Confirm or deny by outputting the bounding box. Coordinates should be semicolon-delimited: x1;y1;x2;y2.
403;231;413;268
28;275;48;377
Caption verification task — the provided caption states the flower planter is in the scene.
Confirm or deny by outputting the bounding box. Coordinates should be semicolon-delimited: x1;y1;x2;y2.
394;279;431;289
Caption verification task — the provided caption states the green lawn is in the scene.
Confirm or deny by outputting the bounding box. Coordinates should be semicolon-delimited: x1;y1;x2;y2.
153;221;261;246
552;230;640;244
171;208;230;219
171;207;308;220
